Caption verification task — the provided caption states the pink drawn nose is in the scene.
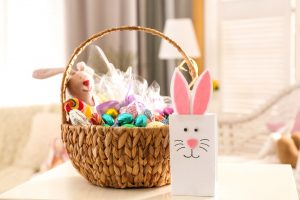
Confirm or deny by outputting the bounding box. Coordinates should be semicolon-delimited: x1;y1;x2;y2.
187;138;198;149
83;80;90;87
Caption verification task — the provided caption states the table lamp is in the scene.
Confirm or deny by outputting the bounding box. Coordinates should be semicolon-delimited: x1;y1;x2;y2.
159;18;201;60
159;18;201;86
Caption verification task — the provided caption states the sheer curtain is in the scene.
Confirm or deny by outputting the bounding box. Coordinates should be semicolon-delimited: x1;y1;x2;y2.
0;0;193;106
0;0;137;107
64;0;192;95
64;0;138;66
137;0;192;95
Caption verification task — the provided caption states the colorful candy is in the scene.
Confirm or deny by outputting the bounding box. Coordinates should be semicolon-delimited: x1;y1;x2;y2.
163;107;174;116
134;114;147;127
102;114;114;126
64;98;93;119
96;100;120;114
143;109;152;120
64;98;84;112
122;124;136;128
90;113;102;125
120;102;139;118
117;113;134;126
66;98;173;128
146;121;165;128
69;109;91;126
160;118;169;125
105;108;119;118
153;113;165;122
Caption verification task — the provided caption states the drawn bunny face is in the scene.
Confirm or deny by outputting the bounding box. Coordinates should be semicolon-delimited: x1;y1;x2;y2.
173;114;214;159
169;69;213;158
173;121;211;158
169;68;216;196
169;114;216;195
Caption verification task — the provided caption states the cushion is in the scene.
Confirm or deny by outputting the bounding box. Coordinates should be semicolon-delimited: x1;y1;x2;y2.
266;121;285;132
258;122;292;159
14;112;61;170
40;138;68;172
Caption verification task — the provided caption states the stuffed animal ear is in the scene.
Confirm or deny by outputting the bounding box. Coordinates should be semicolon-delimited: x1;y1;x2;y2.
32;68;65;79
76;62;86;71
191;70;212;115
76;61;94;75
170;68;190;114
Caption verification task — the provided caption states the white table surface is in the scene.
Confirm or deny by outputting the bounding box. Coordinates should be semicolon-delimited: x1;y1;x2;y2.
0;161;298;200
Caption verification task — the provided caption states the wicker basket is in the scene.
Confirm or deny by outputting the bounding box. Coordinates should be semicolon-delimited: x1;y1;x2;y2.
61;26;196;188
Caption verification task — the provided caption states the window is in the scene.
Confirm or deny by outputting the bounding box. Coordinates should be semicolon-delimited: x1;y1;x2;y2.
0;0;66;106
217;0;294;114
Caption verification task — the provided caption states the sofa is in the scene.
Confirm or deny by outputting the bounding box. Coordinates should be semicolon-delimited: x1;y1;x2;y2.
0;104;61;193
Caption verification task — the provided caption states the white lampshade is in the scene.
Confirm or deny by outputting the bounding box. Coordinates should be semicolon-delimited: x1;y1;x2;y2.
159;18;201;59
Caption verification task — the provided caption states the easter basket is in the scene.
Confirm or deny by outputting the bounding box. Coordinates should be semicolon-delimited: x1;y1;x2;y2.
61;26;197;188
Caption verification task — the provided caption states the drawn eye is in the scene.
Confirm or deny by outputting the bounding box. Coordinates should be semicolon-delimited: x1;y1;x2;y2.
194;128;198;132
184;128;188;132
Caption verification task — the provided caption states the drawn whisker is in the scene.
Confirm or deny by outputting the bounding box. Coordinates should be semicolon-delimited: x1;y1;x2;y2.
199;146;208;152
176;147;186;151
200;139;209;142
200;143;209;147
175;140;183;142
175;143;183;146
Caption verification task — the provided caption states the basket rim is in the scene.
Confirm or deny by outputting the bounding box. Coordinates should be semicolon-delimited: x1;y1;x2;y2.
60;26;199;124
61;123;169;130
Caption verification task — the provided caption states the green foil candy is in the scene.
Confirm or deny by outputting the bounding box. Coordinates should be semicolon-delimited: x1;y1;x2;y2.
117;113;134;126
134;114;147;127
102;114;114;126
122;124;136;128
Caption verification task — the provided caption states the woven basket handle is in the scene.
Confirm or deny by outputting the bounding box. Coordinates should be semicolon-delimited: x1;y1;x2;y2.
61;26;197;123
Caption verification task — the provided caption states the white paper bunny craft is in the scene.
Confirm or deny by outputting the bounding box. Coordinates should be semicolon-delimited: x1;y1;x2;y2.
169;68;217;196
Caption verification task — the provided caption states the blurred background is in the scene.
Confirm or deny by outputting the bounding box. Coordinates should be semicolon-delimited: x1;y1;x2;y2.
1;0;299;116
0;0;199;107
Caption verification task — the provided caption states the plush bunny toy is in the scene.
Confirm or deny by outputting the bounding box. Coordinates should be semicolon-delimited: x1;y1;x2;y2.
169;69;216;196
66;62;96;106
33;62;96;107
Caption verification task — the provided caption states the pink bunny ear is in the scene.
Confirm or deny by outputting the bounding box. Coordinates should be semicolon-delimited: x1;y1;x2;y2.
170;69;190;114
191;70;212;115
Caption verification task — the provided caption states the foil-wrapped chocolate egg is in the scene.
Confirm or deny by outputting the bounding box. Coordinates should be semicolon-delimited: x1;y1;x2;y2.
122;124;136;128
160;118;169;125
117;113;134;126
163;107;174;116
102;114;114;126
134;114;147;127
69;109;91;126
143;109;152;120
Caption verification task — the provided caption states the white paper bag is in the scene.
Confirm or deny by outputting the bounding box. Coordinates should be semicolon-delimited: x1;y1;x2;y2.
169;114;217;196
169;68;216;196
